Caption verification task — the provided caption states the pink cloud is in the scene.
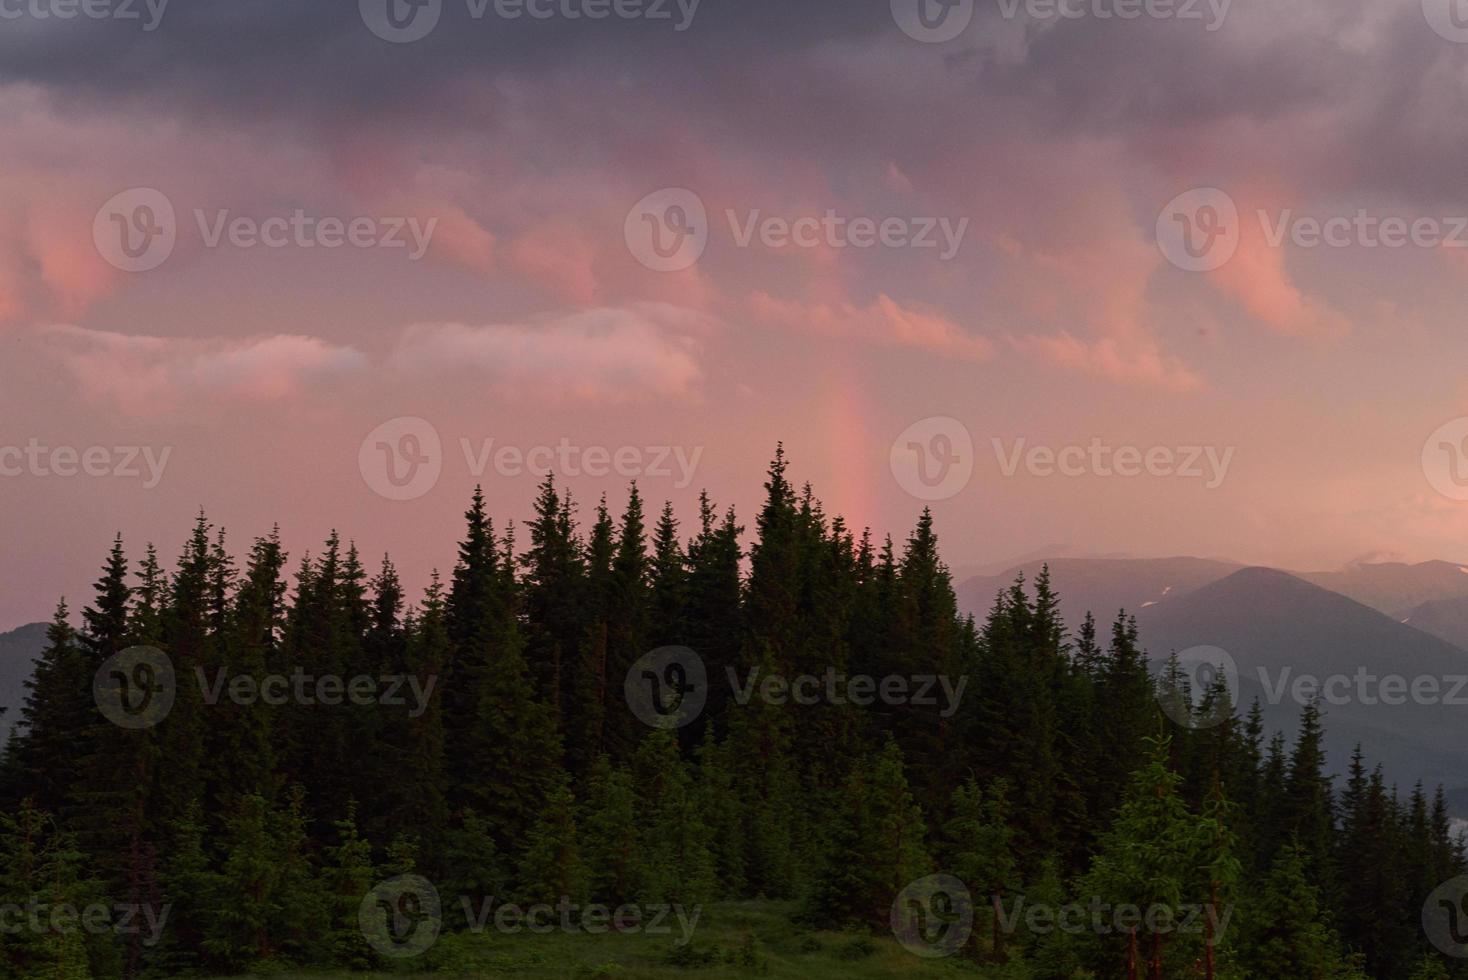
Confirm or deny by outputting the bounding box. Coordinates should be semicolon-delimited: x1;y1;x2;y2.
26;204;117;319
1013;332;1203;393
34;324;366;416
388;304;709;402
1208;193;1348;338
508;221;603;305
748;291;993;361
415;202;496;275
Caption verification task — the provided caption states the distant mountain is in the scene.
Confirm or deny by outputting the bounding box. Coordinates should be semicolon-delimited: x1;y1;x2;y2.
955;556;1242;628
1298;560;1468;619
1401;596;1468;652
1137;568;1468;804
950;545;1133;582
0;622;46;743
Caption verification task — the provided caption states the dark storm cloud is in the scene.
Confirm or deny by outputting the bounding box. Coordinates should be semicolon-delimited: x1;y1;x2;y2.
0;0;895;118
5;0;1467;213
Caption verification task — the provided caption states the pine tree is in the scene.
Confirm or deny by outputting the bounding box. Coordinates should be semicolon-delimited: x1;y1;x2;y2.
269;786;329;964
745;447;800;669
205;794;281;969
566;498;615;774
152;515;218;840
155;801;219;975
380;573;449;850
579;755;641;904
1026;857;1083;979
1285;702;1337;901
321;804;377;969
1081;736;1212;978
694;727;747;897
69;536;164;976
806;738;930;931
205;531;285;817
630;729;715;906
7;603;89;813
683;494;743;735
439;808;504;910
601;485;652;761
1237;844;1352;979
519;477;587;720
516;775;585;906
0;801;100;980
944;778;1018;960
648;500;688;647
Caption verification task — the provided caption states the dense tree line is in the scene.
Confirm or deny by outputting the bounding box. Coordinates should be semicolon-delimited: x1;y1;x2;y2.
0;448;1462;977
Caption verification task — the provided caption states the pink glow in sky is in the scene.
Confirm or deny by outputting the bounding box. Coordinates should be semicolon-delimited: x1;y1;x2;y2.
5;0;1468;628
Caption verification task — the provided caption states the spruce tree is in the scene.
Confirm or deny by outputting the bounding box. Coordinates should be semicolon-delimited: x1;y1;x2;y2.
806;738;930;931
579;755;641;904
944;778;1018;960
630;729;715;906
1237;844;1353;979
516;774;585;906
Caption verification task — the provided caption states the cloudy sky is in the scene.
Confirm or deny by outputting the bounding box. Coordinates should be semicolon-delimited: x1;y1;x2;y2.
3;0;1468;629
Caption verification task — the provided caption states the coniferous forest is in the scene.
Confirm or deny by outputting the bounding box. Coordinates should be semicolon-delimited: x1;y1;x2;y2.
2;450;1464;979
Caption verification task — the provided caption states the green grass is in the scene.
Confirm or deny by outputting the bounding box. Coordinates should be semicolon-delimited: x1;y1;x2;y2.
208;902;997;979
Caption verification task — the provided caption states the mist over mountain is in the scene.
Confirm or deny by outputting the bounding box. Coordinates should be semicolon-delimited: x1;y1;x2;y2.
957;558;1468;811
1298;561;1468;619
1138;568;1468;795
955;556;1243;632
957;557;1468;624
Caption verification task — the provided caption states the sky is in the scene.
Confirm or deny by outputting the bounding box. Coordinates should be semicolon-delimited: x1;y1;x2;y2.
4;0;1468;630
